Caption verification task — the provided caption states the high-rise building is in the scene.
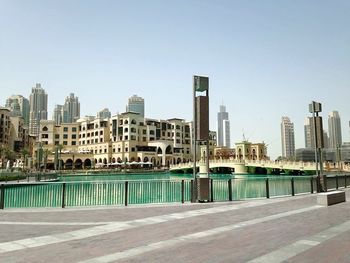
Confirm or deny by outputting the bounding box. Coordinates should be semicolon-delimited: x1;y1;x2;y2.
0;107;11;147
5;95;30;126
217;105;230;148
304;117;329;149
97;108;111;119
126;95;144;117
281;116;295;158
29;83;48;136
328;111;342;149
63;93;80;123
304;117;313;148
53;105;66;125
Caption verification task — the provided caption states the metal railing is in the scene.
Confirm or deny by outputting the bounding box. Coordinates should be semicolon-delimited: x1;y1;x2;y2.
0;175;348;209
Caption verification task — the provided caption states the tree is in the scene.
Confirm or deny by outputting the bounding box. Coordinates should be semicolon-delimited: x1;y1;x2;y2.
20;148;29;169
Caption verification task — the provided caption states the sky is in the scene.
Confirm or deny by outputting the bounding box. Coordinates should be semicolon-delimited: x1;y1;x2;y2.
1;0;350;159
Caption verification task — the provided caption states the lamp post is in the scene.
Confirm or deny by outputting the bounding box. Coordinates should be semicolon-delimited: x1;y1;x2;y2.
309;101;325;192
193;75;210;202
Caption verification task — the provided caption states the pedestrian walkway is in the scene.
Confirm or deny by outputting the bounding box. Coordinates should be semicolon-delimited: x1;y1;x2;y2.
0;189;349;262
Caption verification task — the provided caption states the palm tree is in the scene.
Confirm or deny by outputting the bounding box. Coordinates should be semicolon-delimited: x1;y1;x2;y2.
57;144;64;171
20;148;29;169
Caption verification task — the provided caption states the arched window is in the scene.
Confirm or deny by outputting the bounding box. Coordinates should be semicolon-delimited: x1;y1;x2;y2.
42;126;48;131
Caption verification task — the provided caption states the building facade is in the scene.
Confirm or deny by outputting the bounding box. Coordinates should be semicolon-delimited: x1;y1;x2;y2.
5;95;30;126
217;105;230;148
64;93;80;123
0;107;11;148
37;113;195;169
126;95;144;117
328;111;342;149
29;83;48;137
97;108;111;119
281;116;295;158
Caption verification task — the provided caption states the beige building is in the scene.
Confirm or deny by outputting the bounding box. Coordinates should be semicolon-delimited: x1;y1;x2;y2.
235;141;268;161
0;107;11;148
37;112;196;169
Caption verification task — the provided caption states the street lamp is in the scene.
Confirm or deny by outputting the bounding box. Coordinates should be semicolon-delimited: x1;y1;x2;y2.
309;101;325;192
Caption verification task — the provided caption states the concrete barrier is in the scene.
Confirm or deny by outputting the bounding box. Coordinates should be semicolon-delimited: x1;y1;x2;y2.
317;191;346;206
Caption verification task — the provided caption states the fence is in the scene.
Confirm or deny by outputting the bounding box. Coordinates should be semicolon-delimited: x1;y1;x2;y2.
0;175;348;209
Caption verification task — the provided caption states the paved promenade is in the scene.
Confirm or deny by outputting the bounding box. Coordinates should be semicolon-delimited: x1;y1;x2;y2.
0;189;349;262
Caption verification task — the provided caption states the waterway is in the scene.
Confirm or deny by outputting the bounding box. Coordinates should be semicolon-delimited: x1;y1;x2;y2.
58;172;267;182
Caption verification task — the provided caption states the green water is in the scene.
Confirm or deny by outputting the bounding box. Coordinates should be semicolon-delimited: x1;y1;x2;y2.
58;172;268;182
2;173;317;208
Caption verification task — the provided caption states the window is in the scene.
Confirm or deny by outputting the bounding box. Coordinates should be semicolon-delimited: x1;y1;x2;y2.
118;148;121;152
72;141;76;145
42;126;48;131
54;134;60;139
131;147;135;152
63;127;68;132
100;131;103;135
104;149;107;153
63;134;68;139
87;133;90;137
72;127;77;132
95;139;98;143
143;130;147;135
72;134;76;139
150;130;155;135
95;131;98;136
100;138;103;142
99;149;102;153
63;141;68;145
125;147;128;152
124;128;129;132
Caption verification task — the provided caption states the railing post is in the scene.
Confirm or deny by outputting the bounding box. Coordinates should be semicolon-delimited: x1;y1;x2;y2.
266;178;270;199
310;178;314;194
210;178;214;202
181;180;184;204
0;184;5;209
345;174;347;188
228;179;232;201
61;183;66;208
336;175;339;189
190;180;194;203
124;181;128;206
291;178;295;196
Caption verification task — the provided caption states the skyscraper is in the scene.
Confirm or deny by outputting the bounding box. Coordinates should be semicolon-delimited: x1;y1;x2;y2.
97;108;111;119
53;104;66;125
328;111;342;149
217;105;230;148
29;83;48;136
304;117;313;148
5;95;30;126
281;116;295;158
126;95;144;117
63;93;80;123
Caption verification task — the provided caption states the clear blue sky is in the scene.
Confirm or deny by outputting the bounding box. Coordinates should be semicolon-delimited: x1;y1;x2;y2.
1;0;350;159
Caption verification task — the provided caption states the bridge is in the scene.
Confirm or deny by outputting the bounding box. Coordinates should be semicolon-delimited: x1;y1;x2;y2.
170;159;350;174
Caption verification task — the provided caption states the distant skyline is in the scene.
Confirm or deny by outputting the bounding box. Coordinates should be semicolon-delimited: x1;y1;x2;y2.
1;0;350;158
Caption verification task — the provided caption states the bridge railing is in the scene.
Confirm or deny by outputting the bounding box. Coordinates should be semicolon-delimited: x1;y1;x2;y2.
1;174;348;209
